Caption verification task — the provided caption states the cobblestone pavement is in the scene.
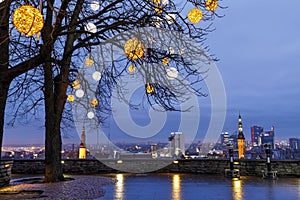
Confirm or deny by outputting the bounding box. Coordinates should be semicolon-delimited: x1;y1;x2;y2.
0;175;113;199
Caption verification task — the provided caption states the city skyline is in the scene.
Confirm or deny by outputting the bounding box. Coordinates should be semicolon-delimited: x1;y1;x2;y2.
3;0;300;145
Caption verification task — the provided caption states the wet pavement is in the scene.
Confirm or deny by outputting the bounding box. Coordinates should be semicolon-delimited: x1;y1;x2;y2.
0;175;113;199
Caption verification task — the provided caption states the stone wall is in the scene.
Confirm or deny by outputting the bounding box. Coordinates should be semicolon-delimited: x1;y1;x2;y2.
7;159;300;177
0;161;13;187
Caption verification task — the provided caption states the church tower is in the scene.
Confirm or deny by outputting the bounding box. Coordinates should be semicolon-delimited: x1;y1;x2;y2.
81;126;86;147
79;127;86;159
237;113;245;159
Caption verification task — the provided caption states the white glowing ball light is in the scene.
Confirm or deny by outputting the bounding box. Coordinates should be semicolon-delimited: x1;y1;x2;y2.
153;16;162;28
84;22;97;33
162;0;169;5
90;1;100;11
87;111;95;119
92;71;102;81
165;14;176;24
178;49;184;55
168;47;175;54
166;67;179;80
75;89;85;98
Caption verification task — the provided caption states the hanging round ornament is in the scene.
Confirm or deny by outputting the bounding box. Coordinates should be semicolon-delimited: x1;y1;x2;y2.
75;89;85;98
124;38;145;60
85;57;94;67
146;83;155;94
92;71;102;81
87;111;95;119
206;0;218;11
84;22;97;33
162;0;169;5
155;6;163;14
128;65;136;73
90;98;98;107
166;67;179;80
166;13;176;24
72;80;81;89
188;8;203;24
162;57;169;65
67;94;75;102
90;1;100;11
13;5;44;36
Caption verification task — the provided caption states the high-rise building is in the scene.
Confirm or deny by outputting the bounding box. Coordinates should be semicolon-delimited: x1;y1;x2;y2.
261;126;275;149
250;125;275;149
221;132;229;145
251;125;264;147
237;114;245;159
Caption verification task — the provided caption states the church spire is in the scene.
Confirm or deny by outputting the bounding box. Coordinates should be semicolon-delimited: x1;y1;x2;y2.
237;112;245;159
81;126;86;147
238;113;245;139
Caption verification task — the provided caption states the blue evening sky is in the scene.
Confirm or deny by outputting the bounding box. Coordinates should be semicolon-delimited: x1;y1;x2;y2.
207;0;300;139
3;0;300;145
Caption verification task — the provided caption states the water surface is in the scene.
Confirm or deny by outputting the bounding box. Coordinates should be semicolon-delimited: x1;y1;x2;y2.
99;173;300;200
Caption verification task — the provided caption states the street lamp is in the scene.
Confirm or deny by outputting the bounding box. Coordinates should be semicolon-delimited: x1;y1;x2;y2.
262;143;277;179
225;143;240;178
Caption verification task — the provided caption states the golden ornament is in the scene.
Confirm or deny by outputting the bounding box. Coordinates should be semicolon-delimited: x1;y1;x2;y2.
155;6;163;14
67;94;75;102
85;57;94;67
13;5;44;36
206;0;218;11
153;0;161;4
128;65;136;73
188;8;203;24
162;57;169;65
90;98;98;107
124;38;144;60
72;80;81;89
146;83;155;94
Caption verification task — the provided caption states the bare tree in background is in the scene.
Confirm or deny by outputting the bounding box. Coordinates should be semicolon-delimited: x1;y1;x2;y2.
0;0;224;182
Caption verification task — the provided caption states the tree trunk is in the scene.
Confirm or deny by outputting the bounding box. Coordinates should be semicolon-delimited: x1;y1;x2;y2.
0;82;10;159
43;53;70;182
0;3;10;159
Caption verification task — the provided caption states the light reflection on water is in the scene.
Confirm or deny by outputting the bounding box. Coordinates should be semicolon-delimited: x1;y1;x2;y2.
115;174;124;199
99;174;300;200
298;179;300;197
172;174;181;200
232;178;243;200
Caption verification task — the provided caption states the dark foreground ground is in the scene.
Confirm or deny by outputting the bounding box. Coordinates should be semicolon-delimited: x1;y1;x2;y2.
0;175;113;199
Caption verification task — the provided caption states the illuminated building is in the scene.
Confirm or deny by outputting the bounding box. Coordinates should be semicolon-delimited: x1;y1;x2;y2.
289;138;300;150
251;125;275;149
79;127;86;159
261;126;275;149
79;142;86;159
237;114;245;159
169;132;185;158
221;132;229;145
251;125;263;147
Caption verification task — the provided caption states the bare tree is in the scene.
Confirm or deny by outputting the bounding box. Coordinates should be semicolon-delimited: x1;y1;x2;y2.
1;0;223;182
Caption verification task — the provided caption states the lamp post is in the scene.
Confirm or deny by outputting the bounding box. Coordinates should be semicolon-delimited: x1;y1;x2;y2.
264;143;272;172
225;143;240;178
262;143;277;179
228;144;234;171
